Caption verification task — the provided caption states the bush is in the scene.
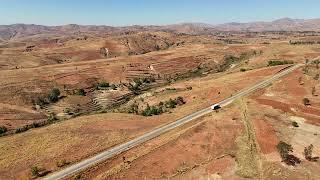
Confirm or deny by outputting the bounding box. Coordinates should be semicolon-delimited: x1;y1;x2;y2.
110;84;117;90
292;121;299;127
186;86;193;90
56;159;69;168
303;98;311;106
48;113;57;122
128;103;139;114
35;96;48;107
15;125;29;134
74;89;86;96
31;166;40;177
140;97;185;116
277;141;293;159
240;68;247;72
165;98;177;108
277;141;301;166
304;144;319;162
97;81;109;89
175;96;185;105
48;88;60;103
0;126;7;134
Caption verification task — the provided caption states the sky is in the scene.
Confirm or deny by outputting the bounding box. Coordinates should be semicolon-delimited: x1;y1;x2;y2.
1;0;320;26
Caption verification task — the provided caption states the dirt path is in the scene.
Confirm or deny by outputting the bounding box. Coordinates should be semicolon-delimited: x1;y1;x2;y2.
0;102;38;114
235;98;263;178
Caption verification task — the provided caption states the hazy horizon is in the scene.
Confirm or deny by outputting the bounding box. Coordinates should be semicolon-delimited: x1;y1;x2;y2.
1;0;320;26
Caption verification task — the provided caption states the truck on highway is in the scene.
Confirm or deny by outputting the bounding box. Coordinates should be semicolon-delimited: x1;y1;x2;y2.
211;104;221;110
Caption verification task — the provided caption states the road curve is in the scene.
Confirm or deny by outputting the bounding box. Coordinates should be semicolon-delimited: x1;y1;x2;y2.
42;64;302;180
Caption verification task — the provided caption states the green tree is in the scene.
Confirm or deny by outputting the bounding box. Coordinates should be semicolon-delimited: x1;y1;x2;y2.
0;126;7;134
48;88;60;103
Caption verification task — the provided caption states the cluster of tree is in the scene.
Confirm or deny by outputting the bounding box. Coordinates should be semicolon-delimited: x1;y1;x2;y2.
277;141;301;166
268;60;294;66
34;88;61;107
128;97;185;116
218;51;261;72
141;97;185;116
289;40;320;45
95;81;117;90
15;113;57;134
128;77;156;93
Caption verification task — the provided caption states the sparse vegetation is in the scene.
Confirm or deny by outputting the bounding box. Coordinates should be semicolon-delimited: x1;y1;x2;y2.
240;68;247;72
267;60;294;66
277;141;301;166
289;40;320;45
304;144;319;162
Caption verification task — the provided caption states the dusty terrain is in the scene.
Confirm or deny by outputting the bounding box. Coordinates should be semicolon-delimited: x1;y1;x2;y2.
0;24;319;180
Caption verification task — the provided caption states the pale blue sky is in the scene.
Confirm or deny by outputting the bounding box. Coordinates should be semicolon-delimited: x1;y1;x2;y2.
1;0;320;26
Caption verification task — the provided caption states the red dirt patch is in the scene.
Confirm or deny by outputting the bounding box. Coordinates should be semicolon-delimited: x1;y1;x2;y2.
253;119;278;154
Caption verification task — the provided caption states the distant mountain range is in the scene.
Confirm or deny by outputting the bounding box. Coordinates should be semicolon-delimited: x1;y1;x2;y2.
1;18;320;41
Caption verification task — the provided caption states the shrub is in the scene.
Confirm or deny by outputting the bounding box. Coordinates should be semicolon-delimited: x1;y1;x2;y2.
15;125;29;134
314;74;319;80
128;103;139;114
165;98;177;108
304;144;319;162
31;166;40;177
74;89;86;96
0;126;7;134
110;84;117;90
277;141;301;166
186;86;192;90
35;96;48;107
140;97;185;116
48;88;60;103
48;113;57;122
303;98;311;106
277;141;293;159
97;81;109;89
240;68;247;72
133;78;142;86
292;121;299;127
175;96;185;105
56;159;69;168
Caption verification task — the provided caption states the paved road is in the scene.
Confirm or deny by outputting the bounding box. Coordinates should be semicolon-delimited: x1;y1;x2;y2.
42;64;302;180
